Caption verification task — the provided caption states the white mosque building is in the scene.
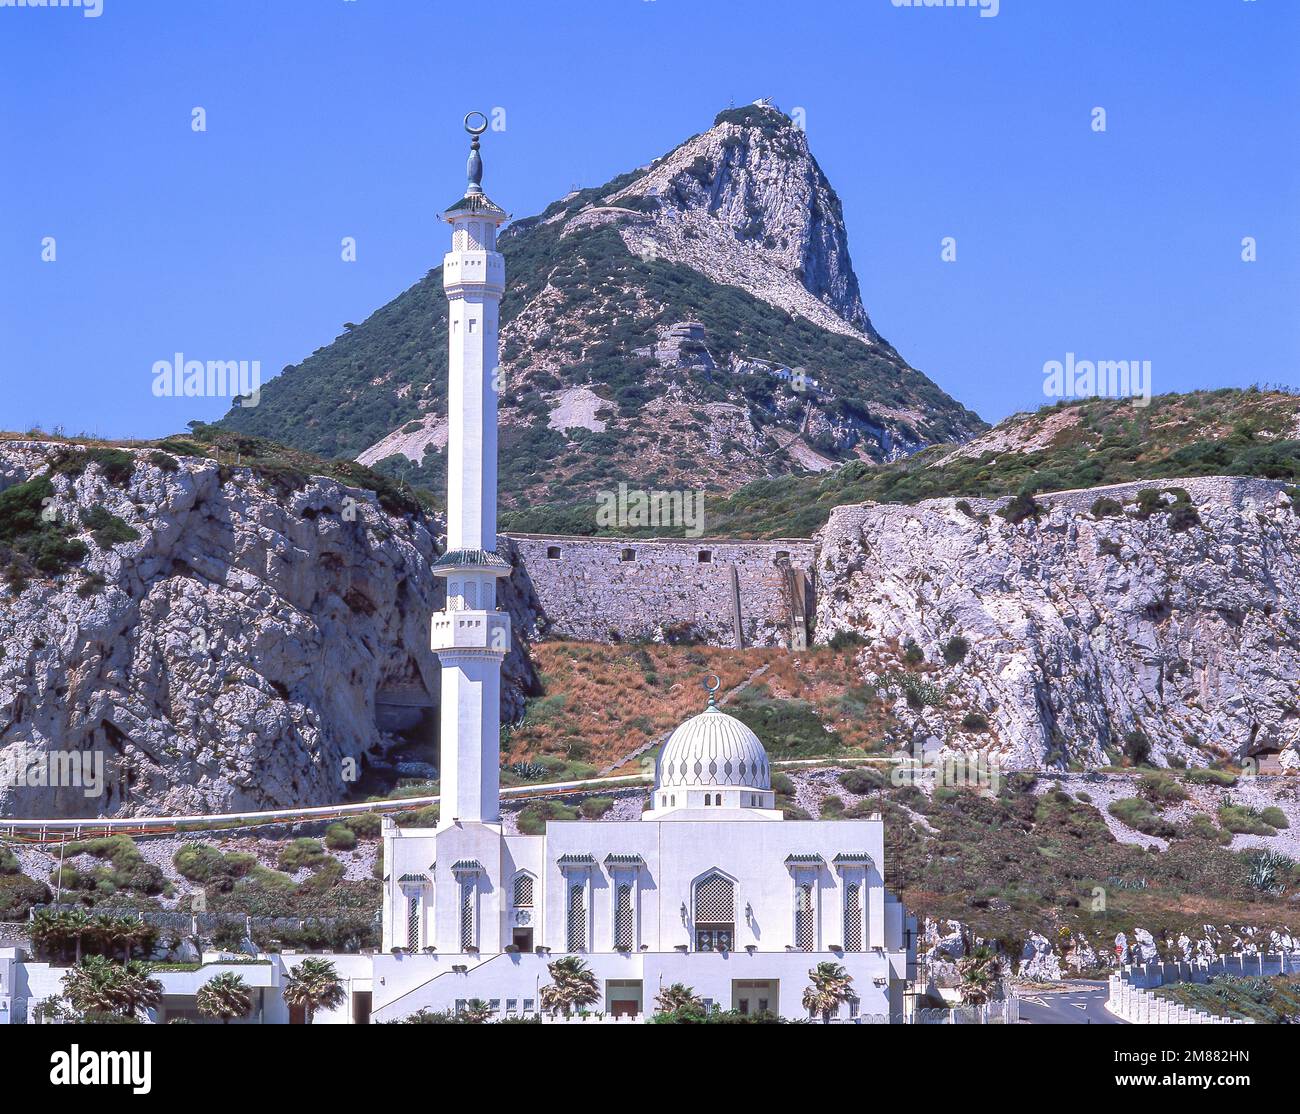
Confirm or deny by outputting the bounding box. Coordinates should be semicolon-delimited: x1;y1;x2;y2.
366;117;916;1023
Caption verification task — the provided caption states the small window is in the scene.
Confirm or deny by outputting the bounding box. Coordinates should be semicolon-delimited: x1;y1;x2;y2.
698;550;712;563
620;548;636;562
512;873;534;908
774;550;790;562
546;546;561;559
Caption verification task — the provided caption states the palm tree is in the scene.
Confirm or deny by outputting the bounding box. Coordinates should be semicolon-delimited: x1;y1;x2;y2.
801;961;855;1024
539;955;600;1017
63;909;92;964
283;957;345;1024
196;972;253;1024
118;961;165;1020
654;982;704;1016
61;956;163;1021
460;998;495;1024
958;946;1003;1006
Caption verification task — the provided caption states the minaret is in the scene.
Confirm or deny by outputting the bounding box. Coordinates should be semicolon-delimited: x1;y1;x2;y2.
430;113;512;826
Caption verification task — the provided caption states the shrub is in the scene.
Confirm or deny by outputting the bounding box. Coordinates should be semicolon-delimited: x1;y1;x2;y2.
80;506;141;548
819;795;845;819
1108;797;1180;838
1090;496;1124;517
1183;767;1237;788
579;796;614;819
1138;771;1189;805
1260;807;1289;830
1185;813;1231;845
998;492;1042;525
324;824;358;851
1218;803;1278;836
828;630;866;651
516;800;579;835
961;711;990;732
1122;730;1152;765
173;843;256;891
902;640;924;665
770;772;796;797
0;873;50;919
278;838;327;872
941;636;970;666
342;813;383;838
838;768;883;795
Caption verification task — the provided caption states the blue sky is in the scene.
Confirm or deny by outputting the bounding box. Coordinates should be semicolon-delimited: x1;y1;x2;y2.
1;0;1296;440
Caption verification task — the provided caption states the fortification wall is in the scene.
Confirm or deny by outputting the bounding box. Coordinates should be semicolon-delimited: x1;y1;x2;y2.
508;534;817;648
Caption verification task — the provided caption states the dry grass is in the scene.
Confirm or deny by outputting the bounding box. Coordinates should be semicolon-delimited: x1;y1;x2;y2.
504;641;895;770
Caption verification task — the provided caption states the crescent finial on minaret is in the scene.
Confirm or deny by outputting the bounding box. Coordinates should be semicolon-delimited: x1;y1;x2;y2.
464;111;488;195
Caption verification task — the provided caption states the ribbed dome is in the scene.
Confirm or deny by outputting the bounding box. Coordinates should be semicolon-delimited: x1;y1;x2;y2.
657;707;771;790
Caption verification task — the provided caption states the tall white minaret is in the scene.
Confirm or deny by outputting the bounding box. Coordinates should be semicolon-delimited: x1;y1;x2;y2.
430;113;511;826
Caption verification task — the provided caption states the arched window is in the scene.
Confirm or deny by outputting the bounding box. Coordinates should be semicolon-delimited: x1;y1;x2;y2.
512;872;534;908
459;880;475;951
567;882;587;952
844;881;863;952
615;883;635;951
693;872;735;952
407;895;420;952
796;882;816;951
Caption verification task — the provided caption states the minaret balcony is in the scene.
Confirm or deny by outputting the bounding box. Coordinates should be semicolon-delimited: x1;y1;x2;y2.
443;251;504;295
431;610;512;655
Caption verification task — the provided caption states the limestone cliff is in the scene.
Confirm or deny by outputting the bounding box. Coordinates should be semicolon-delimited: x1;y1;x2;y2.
815;477;1300;769
0;442;537;818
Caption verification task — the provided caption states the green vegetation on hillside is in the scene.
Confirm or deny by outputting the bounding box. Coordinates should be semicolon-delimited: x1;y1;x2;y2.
505;388;1300;538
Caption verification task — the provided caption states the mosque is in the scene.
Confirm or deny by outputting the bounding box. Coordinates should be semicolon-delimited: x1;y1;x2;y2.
367;116;916;1023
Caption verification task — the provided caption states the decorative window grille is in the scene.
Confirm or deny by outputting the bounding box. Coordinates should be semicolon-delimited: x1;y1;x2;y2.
844;882;863;952
459;881;475;950
615;882;635;950
567;882;587;951
695;874;733;922
796;881;815;951
512;873;533;908
407;895;420;951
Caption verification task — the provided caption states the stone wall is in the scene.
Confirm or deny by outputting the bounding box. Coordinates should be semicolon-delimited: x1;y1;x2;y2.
507;534;817;647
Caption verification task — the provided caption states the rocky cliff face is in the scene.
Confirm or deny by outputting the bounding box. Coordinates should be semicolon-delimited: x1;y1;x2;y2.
220;102;983;510
0;443;537;818
604;103;877;340
815;476;1300;769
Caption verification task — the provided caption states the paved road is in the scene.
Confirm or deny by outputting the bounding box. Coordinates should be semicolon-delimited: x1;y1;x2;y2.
1018;980;1126;1024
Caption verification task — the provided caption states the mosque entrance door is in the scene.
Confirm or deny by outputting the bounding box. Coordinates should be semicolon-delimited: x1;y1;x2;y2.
512;928;533;951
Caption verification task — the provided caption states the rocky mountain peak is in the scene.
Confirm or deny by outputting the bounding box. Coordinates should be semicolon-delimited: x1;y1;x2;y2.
602;102;876;339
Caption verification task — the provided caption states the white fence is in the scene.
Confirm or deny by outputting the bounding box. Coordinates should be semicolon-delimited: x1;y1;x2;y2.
1106;952;1300;1024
